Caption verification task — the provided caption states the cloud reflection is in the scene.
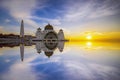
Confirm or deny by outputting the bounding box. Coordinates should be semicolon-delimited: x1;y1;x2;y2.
27;56;120;80
1;62;37;80
0;41;120;80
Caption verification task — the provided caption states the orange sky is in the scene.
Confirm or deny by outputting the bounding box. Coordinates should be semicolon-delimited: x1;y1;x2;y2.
65;31;120;41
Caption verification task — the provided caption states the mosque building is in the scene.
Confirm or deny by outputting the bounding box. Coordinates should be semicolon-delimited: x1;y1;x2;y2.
34;24;65;41
20;20;65;41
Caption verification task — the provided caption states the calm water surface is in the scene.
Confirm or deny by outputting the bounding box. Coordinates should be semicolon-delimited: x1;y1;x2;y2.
0;41;120;80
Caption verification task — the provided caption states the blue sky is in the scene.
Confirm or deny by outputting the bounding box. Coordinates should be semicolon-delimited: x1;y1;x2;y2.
0;0;120;35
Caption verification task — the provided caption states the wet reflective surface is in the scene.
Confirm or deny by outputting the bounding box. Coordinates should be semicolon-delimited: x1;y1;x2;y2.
0;41;120;80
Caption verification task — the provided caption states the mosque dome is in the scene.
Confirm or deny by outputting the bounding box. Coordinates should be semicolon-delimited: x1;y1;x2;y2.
44;24;53;30
45;52;53;57
37;50;41;54
37;27;41;30
60;29;63;31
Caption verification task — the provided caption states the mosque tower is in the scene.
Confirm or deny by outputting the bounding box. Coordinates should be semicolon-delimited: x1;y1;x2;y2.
36;27;43;40
58;29;65;40
20;20;24;38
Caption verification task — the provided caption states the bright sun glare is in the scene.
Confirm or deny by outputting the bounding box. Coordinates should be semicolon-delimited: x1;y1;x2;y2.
86;35;92;40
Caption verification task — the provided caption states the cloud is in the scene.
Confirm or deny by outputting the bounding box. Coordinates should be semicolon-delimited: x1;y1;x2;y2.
62;0;120;22
29;56;61;66
0;26;5;33
88;0;120;19
1;0;120;33
30;16;61;25
5;19;10;23
1;52;46;80
0;26;3;30
53;0;120;32
2;0;37;19
64;62;120;80
1;62;37;80
25;55;120;80
2;0;47;28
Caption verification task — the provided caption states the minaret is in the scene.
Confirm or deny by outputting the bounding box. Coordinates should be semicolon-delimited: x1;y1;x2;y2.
58;29;65;40
36;28;43;40
20;20;24;38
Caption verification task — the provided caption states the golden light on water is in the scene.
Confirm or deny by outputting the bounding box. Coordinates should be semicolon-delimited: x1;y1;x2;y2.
86;42;92;47
86;35;92;40
65;41;120;50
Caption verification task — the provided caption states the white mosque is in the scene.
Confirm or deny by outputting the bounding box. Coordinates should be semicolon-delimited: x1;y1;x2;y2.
33;24;65;41
20;20;65;41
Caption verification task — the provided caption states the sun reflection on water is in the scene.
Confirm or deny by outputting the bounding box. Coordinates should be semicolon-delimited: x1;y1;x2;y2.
65;41;120;50
86;42;92;48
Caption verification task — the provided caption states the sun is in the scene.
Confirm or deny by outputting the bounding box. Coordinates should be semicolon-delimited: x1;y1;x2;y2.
86;35;92;40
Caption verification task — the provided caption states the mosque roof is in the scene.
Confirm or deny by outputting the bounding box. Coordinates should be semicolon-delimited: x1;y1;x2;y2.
44;24;53;30
37;27;41;30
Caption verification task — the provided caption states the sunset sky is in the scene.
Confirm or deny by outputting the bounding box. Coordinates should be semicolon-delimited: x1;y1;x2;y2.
0;0;120;40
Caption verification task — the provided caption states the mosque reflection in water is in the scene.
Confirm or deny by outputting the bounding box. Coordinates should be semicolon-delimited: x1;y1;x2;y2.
20;41;65;61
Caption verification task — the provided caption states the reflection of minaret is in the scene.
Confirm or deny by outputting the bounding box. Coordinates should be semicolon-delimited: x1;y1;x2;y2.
20;44;24;61
58;41;65;52
20;20;24;38
35;42;42;54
